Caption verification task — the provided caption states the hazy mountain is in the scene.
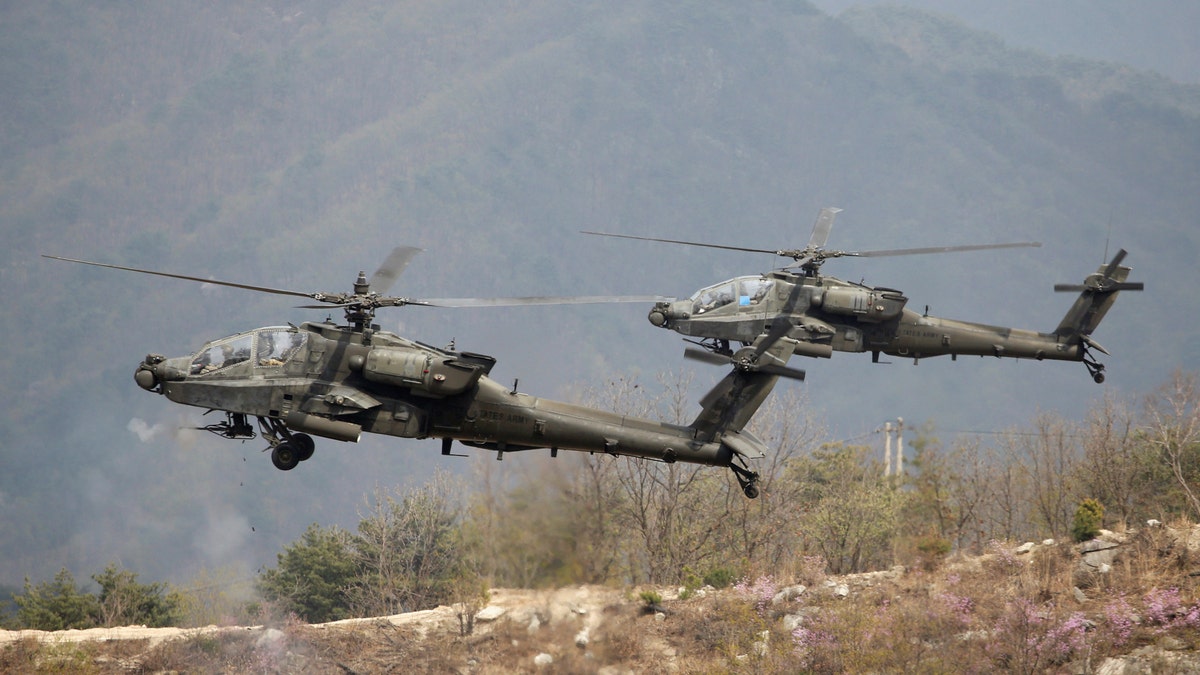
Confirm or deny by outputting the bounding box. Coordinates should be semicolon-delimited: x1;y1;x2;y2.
810;0;1200;84
2;1;1196;587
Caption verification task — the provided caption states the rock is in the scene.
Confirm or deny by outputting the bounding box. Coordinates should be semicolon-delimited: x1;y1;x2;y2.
575;627;589;648
1160;635;1186;651
534;652;553;667
1016;542;1036;554
654;612;666;622
1079;539;1118;575
833;584;849;598
255;628;285;649
475;606;507;622
772;584;807;605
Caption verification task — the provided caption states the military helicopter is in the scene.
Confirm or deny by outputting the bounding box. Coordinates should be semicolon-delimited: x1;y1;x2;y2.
584;208;1142;384
44;249;807;498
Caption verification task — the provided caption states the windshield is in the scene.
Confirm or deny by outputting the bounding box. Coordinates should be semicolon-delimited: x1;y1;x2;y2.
739;277;773;306
691;277;773;314
256;328;306;366
190;333;253;375
188;328;307;375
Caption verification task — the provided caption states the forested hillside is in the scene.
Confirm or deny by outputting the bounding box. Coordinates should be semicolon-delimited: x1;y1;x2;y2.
1;1;1197;588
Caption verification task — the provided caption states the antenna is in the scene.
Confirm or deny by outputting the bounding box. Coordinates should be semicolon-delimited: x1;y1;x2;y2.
1103;212;1113;263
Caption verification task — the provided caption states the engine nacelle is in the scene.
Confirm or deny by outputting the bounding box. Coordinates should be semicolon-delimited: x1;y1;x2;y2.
811;287;906;323
353;347;488;397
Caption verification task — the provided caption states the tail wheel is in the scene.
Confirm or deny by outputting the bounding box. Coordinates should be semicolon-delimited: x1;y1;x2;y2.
729;463;761;500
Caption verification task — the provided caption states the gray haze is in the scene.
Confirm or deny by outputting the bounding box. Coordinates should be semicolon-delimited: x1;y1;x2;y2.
811;0;1200;84
1;2;1196;589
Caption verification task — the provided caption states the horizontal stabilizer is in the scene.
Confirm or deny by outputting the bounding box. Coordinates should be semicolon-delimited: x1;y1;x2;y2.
1054;248;1141;337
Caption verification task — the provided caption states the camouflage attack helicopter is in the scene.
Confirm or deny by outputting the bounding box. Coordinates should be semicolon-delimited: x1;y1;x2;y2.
45;249;807;498
585;208;1142;384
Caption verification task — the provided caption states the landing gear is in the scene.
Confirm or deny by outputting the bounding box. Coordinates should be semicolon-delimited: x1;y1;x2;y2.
730;462;761;499
258;416;316;470
292;432;315;461
272;442;301;471
1082;350;1107;384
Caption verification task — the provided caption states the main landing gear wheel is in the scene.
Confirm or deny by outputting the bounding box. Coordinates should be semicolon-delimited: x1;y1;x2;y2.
272;442;300;471
292;433;315;461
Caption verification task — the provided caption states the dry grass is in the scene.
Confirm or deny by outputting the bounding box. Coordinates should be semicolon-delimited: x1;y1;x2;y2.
7;529;1200;673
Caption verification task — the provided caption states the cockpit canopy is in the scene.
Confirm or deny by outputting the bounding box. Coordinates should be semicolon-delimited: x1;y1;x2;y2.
690;276;774;315
190;327;307;375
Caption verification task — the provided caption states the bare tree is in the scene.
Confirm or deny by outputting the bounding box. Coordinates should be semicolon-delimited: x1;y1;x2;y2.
791;443;903;574
720;386;823;575
1014;413;1081;539
348;472;465;616
985;435;1037;542
906;435;995;553
946;439;1005;553
1142;369;1200;520
1076;390;1154;528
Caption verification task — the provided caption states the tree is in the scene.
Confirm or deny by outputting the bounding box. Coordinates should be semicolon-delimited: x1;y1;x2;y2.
348;473;465;616
257;523;357;623
1071;499;1104;542
92;564;182;627
1142;369;1200;520
13;568;99;631
791;444;903;574
714;386;820;576
1015;413;1081;539
1076;391;1157;528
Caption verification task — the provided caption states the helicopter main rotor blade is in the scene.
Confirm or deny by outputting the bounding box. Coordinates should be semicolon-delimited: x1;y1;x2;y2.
42;255;318;300
422;295;666;308
581;231;780;256
850;241;1042;258
370;246;422;296
806;207;842;250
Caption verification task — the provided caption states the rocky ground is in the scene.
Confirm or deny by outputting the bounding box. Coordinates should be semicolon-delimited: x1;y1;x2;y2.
5;530;1200;673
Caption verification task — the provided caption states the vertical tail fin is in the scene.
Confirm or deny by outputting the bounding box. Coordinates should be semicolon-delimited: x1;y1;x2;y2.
1053;249;1143;338
688;337;802;440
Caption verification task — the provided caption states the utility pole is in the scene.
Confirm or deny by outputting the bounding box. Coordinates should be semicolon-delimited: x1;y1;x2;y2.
884;421;893;477
883;417;905;477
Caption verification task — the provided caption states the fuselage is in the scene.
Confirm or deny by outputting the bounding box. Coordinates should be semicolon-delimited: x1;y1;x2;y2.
649;271;1086;363
139;321;737;467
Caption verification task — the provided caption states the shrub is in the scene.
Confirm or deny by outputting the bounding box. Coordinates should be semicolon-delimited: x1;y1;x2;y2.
1072;499;1104;542
638;590;663;611
703;567;736;589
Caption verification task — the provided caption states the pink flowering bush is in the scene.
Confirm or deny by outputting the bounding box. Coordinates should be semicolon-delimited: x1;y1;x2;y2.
1143;587;1200;633
733;575;779;617
985;598;1091;671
